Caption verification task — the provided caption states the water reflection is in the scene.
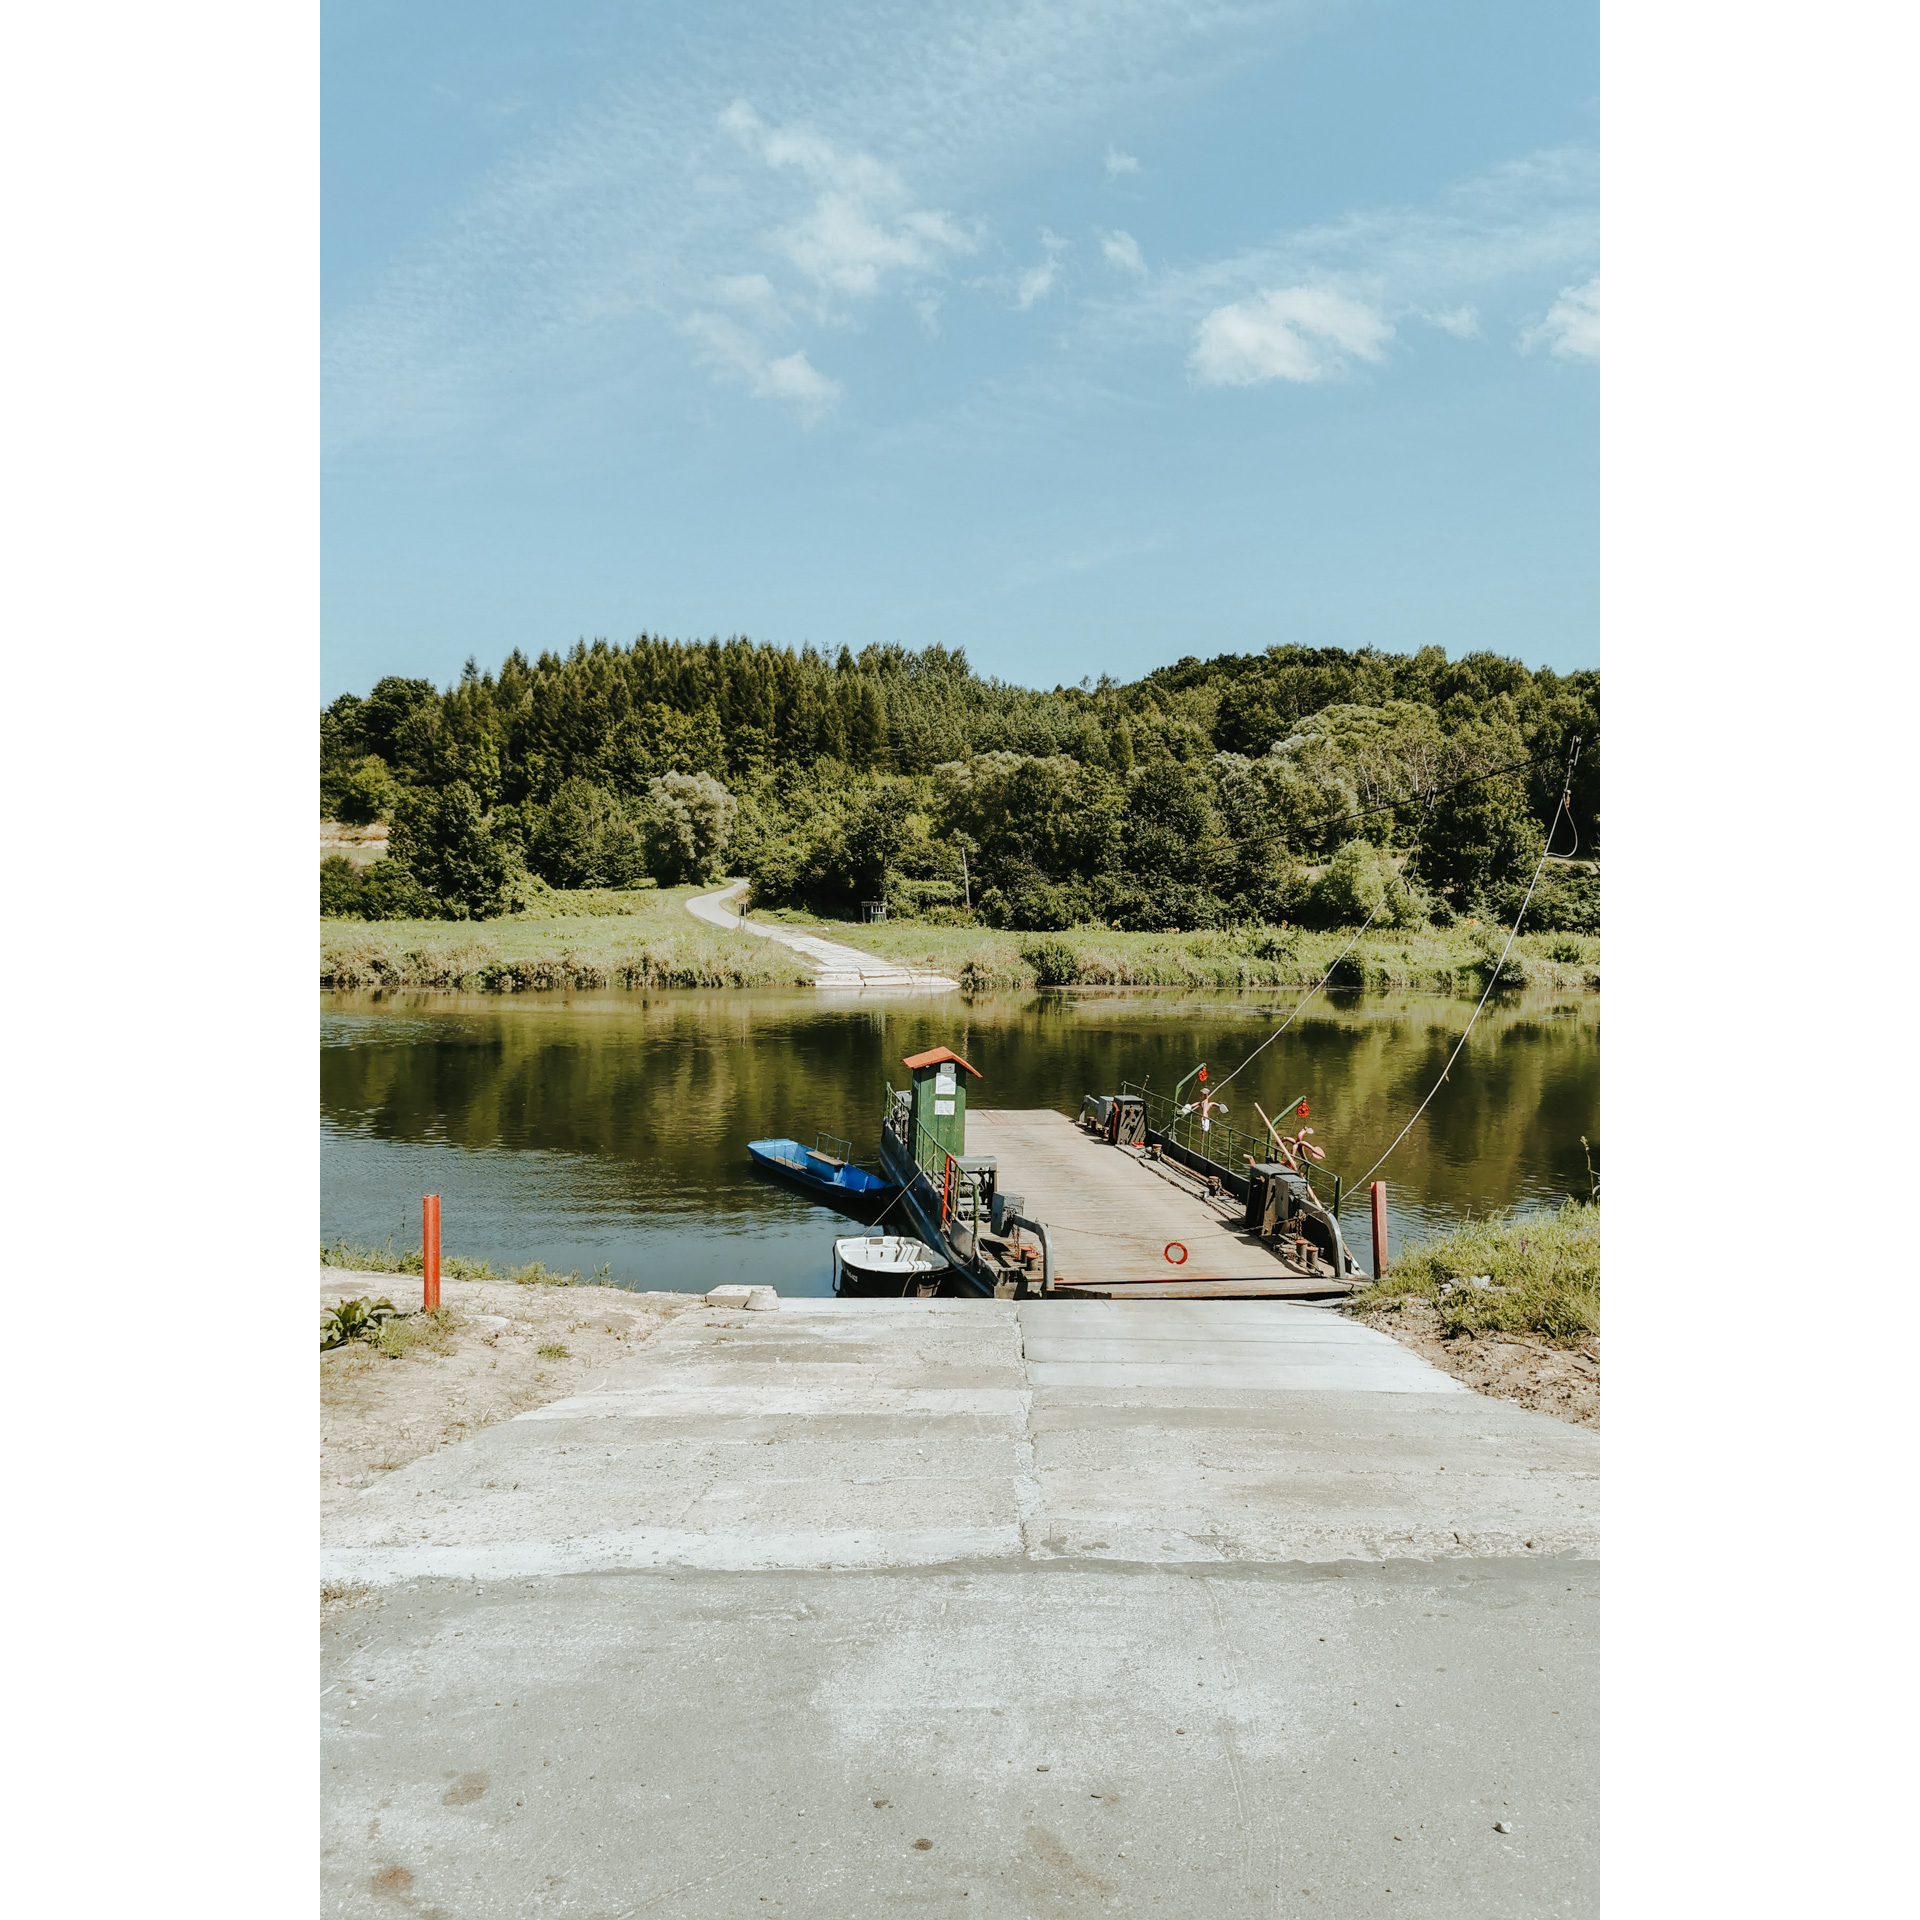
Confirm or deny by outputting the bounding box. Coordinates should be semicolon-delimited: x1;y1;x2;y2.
321;987;1598;1296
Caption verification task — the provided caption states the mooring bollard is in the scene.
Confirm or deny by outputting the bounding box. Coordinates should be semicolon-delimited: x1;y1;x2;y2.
1369;1180;1389;1279
423;1194;441;1312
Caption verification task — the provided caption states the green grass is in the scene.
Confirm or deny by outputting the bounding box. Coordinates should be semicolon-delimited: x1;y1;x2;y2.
320;881;809;990
768;917;1598;994
322;1239;614;1287
372;1307;458;1360
1346;1202;1600;1344
323;879;1597;994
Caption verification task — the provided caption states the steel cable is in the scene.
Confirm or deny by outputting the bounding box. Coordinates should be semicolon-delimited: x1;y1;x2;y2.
1335;740;1583;1212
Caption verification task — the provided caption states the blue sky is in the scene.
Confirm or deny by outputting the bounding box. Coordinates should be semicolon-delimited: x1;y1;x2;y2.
322;0;1597;700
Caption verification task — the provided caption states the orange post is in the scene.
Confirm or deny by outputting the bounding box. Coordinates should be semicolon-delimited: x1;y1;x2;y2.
1369;1181;1389;1280
423;1194;441;1312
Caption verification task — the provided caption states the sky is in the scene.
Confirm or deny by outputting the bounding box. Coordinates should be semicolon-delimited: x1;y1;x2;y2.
322;0;1597;701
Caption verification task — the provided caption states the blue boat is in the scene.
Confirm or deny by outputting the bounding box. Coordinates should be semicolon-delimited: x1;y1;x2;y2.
748;1132;898;1209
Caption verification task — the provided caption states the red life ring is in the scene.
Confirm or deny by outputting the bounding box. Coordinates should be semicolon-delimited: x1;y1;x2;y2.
1164;1241;1189;1265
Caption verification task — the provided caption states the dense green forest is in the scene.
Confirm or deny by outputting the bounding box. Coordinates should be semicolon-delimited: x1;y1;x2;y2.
320;637;1598;933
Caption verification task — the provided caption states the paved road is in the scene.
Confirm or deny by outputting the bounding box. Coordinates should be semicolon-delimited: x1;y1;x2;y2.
323;1299;1598;1916
686;881;960;990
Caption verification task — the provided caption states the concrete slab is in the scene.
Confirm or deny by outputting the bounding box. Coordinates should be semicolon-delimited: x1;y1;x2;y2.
324;1559;1597;1919
323;1295;1598;1913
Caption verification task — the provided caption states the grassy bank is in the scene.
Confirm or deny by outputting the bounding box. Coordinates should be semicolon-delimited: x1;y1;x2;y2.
755;911;1598;994
1345;1202;1600;1343
324;881;1598;994
322;1238;613;1287
321;882;810;990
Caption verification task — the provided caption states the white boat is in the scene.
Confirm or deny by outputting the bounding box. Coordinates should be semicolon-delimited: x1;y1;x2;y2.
832;1234;947;1296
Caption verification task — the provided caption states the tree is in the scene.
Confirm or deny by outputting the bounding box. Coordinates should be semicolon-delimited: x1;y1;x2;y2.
358;676;440;763
388;781;514;918
324;756;397;826
1412;773;1544;907
527;778;648;888
643;771;736;883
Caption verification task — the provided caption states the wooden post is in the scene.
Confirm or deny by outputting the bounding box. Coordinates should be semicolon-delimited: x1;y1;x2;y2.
423;1194;441;1312
1369;1180;1389;1279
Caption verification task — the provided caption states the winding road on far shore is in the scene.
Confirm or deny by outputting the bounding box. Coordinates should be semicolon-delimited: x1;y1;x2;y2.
687;880;960;991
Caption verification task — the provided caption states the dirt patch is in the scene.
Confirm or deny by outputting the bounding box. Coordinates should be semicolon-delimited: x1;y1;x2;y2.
1349;1298;1598;1428
320;1268;694;1517
321;819;389;868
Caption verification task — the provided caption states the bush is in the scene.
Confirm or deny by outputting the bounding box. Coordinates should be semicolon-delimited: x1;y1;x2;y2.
320;854;438;921
1307;839;1389;924
320;855;361;918
321;1295;398;1351
1023;937;1081;986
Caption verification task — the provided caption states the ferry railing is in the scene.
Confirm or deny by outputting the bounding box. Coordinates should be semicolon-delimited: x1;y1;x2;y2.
882;1085;989;1238
1120;1080;1338;1215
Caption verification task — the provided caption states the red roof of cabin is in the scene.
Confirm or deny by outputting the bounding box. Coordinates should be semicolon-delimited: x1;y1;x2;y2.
901;1046;981;1077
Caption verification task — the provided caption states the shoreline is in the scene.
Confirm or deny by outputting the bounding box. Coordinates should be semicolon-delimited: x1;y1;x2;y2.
323;908;1598;994
1351;1300;1599;1427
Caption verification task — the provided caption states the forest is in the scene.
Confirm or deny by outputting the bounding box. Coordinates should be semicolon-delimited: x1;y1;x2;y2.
319;636;1599;934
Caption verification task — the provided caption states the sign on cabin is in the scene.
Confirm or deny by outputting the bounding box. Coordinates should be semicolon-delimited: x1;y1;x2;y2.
902;1046;979;1158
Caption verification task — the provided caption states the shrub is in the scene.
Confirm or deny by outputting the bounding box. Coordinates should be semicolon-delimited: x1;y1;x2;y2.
319;854;437;921
320;855;362;918
1468;927;1528;987
1307;839;1389;924
1502;863;1600;934
1023;937;1081;986
321;1295;398;1351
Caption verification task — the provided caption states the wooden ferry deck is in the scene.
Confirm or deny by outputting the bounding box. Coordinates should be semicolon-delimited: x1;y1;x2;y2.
965;1107;1358;1298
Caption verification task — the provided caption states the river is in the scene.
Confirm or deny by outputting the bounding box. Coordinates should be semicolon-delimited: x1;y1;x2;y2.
321;985;1597;1296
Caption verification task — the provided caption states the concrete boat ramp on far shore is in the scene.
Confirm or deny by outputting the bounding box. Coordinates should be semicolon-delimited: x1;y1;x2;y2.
686;880;961;989
323;1293;1597;1916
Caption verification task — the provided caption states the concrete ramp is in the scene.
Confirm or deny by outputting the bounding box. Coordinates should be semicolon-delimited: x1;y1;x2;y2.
323;1294;1598;1917
1018;1298;1467;1393
686;880;959;989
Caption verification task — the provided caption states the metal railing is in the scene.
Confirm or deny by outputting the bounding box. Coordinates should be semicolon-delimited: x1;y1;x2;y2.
882;1085;988;1235
1121;1080;1338;1214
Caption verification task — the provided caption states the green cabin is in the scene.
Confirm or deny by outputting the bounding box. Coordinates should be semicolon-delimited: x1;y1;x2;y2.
903;1046;980;1159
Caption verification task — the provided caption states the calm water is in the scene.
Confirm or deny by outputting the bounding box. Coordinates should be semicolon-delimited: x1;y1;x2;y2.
321;986;1598;1297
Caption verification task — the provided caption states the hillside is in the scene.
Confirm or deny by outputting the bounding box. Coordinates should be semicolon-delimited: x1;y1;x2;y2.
321;637;1598;937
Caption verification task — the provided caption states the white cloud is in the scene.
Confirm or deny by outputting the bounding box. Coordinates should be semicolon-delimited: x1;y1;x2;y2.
714;273;784;321
1424;303;1480;338
681;311;841;424
1016;229;1070;309
1521;275;1598;360
1190;285;1391;386
1100;229;1146;275
1105;146;1140;178
722;99;976;298
1083;146;1596;365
